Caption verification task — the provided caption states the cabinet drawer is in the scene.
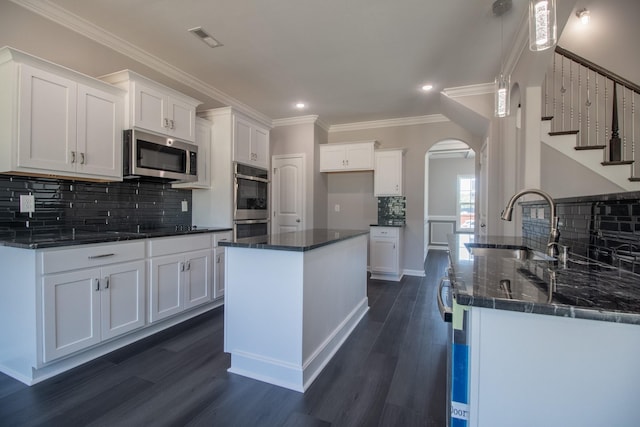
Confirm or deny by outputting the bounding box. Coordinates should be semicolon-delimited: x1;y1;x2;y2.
148;233;211;257
370;227;400;239
41;240;145;274
213;231;233;246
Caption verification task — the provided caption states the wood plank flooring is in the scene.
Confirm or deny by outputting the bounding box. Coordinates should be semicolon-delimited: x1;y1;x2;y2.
0;250;450;427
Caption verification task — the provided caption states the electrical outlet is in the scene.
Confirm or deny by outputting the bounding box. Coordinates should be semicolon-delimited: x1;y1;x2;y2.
20;194;35;213
181;200;188;212
334;204;340;212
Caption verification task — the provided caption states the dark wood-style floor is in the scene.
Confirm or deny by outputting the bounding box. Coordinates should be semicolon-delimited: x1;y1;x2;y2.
0;251;449;427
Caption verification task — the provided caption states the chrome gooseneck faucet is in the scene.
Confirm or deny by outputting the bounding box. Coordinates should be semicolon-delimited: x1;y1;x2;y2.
501;189;560;258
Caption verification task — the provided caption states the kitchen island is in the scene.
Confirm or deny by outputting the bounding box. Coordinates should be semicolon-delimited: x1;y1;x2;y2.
447;234;640;427
219;229;369;392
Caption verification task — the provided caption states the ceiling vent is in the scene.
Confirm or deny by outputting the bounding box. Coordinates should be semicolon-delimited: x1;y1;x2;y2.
188;27;223;48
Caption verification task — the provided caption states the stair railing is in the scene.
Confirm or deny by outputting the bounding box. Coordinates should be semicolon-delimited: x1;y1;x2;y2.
543;46;640;180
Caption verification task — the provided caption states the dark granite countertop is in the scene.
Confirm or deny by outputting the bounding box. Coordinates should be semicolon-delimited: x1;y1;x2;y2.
219;228;369;252
0;226;233;249
448;234;640;325
370;222;406;227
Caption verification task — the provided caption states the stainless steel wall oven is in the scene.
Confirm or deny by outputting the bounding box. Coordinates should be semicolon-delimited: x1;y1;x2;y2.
234;163;269;238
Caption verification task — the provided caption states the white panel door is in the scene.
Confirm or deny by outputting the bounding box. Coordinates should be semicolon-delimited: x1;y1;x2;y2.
319;145;346;171
183;249;212;309
272;155;305;234
149;254;184;322
100;261;146;340
43;269;101;362
168;96;196;142
76;84;123;179
18;64;77;172
345;143;374;170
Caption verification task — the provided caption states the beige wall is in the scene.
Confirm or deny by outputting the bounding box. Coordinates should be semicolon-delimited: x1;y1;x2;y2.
428;157;475;217
328;121;475;272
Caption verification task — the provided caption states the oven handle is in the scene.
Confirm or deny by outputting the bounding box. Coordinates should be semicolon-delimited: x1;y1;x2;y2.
437;276;453;323
234;219;270;225
235;173;270;183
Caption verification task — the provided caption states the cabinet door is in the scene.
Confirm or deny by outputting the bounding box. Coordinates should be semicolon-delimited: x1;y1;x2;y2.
76;83;123;179
132;80;167;135
319;145;346;171
214;246;225;299
149;254;184;322
184;249;212;310
18;64;77;173
370;238;398;274
174;118;210;189
252;126;269;169
374;150;403;196
100;260;146;340
345;143;374;170
234;116;253;165
167;96;196;142
43;269;101;362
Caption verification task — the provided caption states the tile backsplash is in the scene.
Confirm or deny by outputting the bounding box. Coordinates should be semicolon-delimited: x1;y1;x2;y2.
377;196;406;225
0;174;192;237
522;191;640;273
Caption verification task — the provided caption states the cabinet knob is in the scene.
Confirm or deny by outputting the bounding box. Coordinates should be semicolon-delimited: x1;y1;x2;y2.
180;262;185;272
186;261;191;271
104;276;110;289
95;278;100;291
70;151;76;164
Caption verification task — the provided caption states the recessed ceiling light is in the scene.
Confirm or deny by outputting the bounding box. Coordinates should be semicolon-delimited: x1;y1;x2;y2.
295;102;306;109
421;84;434;91
188;27;223;48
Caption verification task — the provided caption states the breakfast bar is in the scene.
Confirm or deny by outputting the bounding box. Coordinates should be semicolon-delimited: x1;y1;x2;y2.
219;229;369;392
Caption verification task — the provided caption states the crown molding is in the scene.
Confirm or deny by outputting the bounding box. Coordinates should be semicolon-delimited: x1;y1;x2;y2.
272;115;330;133
11;0;273;126
441;83;495;98
329;114;449;133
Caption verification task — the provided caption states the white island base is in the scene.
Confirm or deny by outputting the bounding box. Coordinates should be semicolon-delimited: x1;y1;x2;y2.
223;232;368;392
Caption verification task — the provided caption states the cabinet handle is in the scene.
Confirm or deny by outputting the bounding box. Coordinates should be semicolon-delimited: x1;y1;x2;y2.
95;278;100;291
186;261;191;271
180;262;185;272
88;253;115;259
71;151;76;164
170;119;175;129
217;255;221;264
164;118;170;128
104;276;109;289
80;152;85;165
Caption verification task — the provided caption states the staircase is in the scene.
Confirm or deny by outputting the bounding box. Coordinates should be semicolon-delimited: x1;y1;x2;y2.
541;46;640;191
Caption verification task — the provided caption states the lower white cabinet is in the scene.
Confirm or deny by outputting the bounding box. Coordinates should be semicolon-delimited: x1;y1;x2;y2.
41;243;146;363
369;226;403;281
148;234;213;322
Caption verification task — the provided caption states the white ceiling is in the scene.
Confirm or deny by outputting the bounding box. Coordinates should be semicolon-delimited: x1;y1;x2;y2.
11;0;638;126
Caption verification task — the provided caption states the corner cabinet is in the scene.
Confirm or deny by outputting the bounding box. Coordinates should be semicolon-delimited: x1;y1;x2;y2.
234;114;270;169
319;141;377;172
369;226;403;281
100;69;201;142
0;47;125;181
374;149;405;196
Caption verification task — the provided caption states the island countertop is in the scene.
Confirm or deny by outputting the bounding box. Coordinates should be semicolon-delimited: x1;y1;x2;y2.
448;234;640;325
219;228;369;252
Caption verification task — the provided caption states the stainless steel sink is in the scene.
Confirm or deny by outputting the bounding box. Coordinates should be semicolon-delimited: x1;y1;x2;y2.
465;244;556;261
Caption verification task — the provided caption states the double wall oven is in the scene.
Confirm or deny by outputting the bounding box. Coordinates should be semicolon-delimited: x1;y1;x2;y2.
234;163;269;239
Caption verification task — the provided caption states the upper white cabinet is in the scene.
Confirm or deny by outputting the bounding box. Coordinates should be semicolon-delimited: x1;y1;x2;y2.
319;141;377;172
101;70;201;142
173;117;212;189
0;47;125;181
374;149;405;196
234;114;270;168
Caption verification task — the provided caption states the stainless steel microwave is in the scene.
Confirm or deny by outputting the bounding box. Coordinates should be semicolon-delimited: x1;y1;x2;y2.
123;129;198;182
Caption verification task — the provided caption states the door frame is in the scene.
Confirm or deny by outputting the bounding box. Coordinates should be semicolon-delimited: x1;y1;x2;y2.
271;153;306;235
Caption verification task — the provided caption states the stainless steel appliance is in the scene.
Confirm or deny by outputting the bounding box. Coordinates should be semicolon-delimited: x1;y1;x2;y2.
233;163;269;238
123;129;198;182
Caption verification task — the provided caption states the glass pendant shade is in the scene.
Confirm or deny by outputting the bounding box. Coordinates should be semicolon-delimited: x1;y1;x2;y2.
529;0;557;51
494;73;510;117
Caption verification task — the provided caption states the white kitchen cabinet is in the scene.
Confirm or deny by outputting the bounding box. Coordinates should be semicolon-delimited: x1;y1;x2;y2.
234;114;270;169
101;70;201;142
173;117;212;189
0;47;125;181
148;234;212;322
374;149;405;196
212;231;232;300
319;141;377;172
41;243;146;363
369;226;403;281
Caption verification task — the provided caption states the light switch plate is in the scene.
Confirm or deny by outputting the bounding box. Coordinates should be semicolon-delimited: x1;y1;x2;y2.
334;204;340;212
181;200;188;212
20;194;35;213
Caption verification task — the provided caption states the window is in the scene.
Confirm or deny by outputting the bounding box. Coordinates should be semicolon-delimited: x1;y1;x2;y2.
457;175;475;232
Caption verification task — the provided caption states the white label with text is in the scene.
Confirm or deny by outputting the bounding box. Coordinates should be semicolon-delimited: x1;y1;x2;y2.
451;401;470;421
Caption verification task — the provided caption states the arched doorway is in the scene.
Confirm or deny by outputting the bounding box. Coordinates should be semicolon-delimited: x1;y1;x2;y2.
424;139;476;259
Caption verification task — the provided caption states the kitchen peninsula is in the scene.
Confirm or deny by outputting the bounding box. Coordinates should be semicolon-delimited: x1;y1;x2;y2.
219;229;369;392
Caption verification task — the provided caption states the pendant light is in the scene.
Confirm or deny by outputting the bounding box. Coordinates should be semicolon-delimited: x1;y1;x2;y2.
493;0;511;118
529;0;557;51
